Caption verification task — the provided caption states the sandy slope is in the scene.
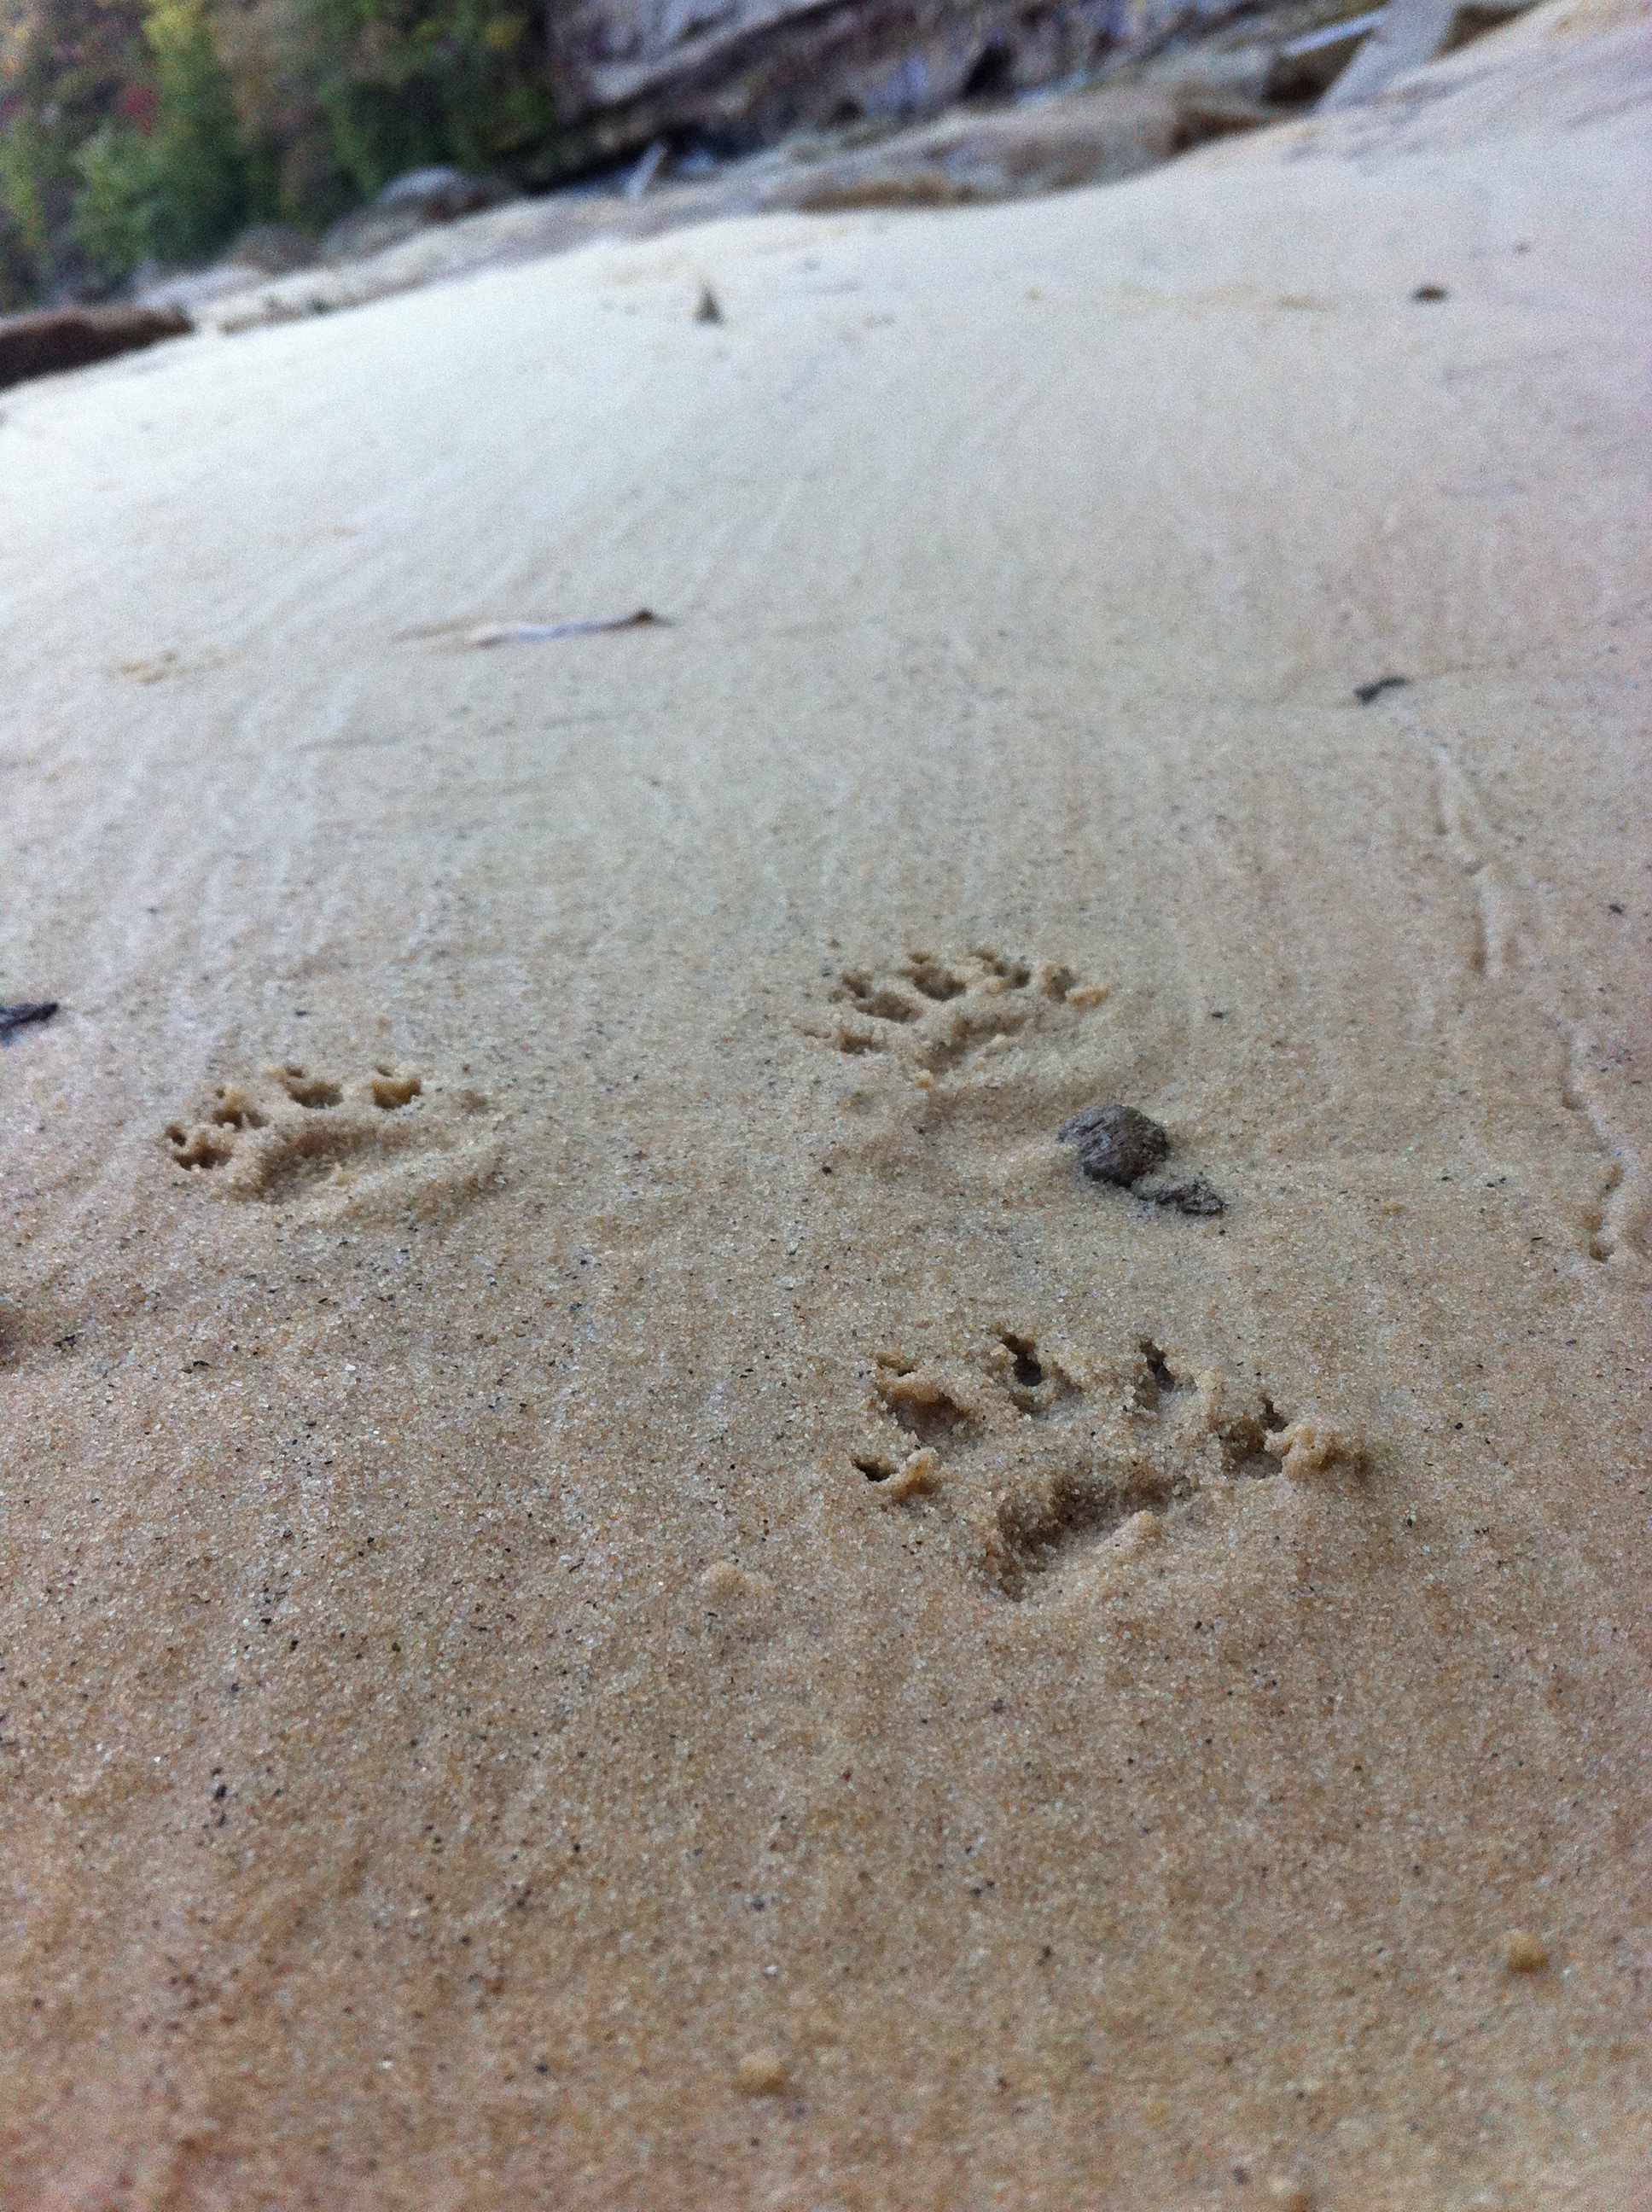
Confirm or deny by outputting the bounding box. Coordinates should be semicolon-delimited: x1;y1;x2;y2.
1;4;1649;2204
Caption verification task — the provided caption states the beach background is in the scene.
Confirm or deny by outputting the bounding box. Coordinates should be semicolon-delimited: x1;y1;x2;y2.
1;4;1649;2202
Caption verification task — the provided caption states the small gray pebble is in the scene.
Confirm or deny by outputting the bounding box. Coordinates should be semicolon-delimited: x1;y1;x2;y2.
1057;1103;1171;1185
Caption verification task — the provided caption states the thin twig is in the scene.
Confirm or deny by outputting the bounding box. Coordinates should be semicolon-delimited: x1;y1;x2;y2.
465;609;667;648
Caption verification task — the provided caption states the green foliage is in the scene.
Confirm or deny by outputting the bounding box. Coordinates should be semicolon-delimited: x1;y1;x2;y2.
0;0;561;302
0;112;47;263
0;201;38;310
1;0;149;291
144;0;253;259
29;0;254;285
70;120;155;280
0;112;44;305
304;0;558;199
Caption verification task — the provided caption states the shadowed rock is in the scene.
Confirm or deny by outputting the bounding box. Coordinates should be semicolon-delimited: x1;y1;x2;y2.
323;168;519;263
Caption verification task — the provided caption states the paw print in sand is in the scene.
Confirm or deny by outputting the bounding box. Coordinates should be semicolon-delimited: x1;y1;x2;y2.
165;1062;501;1220
850;1330;1362;1598
819;946;1109;1086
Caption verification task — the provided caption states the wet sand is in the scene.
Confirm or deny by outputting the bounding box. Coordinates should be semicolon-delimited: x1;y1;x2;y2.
1;3;1649;2203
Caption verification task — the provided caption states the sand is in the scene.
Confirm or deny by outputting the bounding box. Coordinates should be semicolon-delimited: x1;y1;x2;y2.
1;5;1649;2204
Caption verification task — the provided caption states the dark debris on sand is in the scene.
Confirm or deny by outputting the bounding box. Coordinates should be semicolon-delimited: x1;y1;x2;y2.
0;999;59;1040
1058;1102;1224;1216
1136;1174;1225;1216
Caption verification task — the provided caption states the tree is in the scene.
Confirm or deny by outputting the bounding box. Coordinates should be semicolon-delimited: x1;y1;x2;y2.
0;0;149;294
0;0;562;300
144;0;252;260
303;0;558;201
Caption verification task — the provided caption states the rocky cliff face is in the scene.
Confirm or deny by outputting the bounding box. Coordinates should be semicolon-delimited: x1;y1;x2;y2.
547;0;1233;159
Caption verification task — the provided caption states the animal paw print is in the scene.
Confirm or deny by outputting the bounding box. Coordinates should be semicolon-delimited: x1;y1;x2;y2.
821;946;1108;1084
850;1330;1349;1597
166;1061;501;1220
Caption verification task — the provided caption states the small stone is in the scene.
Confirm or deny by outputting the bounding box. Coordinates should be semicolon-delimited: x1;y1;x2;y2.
736;2049;788;2094
1058;1103;1170;1185
1267;2180;1313;2211
1504;1929;1548;1973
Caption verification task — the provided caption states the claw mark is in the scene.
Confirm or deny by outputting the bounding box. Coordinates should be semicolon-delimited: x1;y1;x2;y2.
267;1062;342;1109
1000;1332;1043;1389
875;1364;969;1444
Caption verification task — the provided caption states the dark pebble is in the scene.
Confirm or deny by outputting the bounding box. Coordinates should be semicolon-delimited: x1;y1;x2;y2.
1058;1103;1171;1185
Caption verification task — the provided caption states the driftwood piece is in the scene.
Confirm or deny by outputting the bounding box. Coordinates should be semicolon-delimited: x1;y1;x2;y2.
0;306;192;396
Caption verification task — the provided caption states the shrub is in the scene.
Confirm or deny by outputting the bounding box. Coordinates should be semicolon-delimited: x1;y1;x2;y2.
144;0;253;262
0;0;561;300
305;0;559;201
70;121;156;280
